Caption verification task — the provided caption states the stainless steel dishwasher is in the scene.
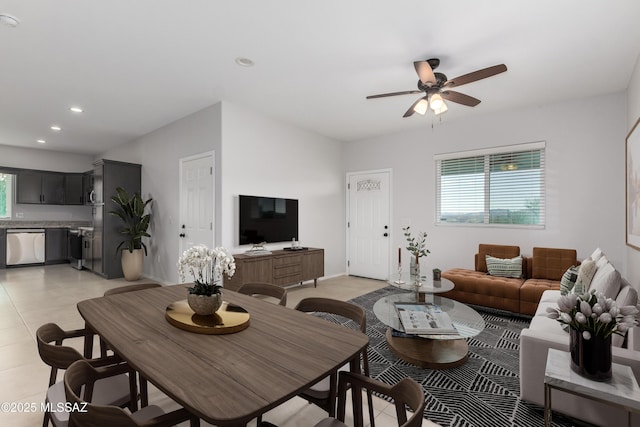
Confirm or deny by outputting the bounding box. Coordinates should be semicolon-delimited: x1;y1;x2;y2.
6;229;46;266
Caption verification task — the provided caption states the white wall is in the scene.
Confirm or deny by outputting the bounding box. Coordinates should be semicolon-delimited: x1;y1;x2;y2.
344;93;626;275
0;145;93;221
626;53;640;287
220;101;346;277
100;101;345;284
99;104;222;283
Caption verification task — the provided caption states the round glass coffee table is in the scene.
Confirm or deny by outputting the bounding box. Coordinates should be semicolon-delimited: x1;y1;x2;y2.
373;292;485;368
389;276;455;300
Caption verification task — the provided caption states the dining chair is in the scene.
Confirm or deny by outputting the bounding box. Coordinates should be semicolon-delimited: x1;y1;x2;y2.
314;371;426;427
237;282;287;306
293;297;374;426
36;323;135;427
103;282;162;297
64;359;200;427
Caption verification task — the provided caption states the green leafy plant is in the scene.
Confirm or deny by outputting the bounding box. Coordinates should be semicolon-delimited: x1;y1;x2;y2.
402;226;430;258
109;187;152;255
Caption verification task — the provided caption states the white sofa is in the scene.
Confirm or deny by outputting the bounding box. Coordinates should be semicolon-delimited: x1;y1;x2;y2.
519;253;640;426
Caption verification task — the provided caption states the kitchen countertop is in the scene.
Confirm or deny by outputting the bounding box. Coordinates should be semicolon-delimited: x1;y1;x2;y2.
0;221;92;229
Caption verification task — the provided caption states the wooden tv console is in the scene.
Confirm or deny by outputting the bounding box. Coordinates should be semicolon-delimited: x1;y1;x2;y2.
223;248;324;291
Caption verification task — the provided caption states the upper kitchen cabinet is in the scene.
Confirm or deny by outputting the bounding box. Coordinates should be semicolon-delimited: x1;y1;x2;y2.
64;173;84;205
17;170;65;204
16;170;89;205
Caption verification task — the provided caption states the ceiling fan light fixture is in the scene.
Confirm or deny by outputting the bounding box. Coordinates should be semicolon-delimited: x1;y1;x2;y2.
434;103;448;115
413;98;429;115
429;93;444;111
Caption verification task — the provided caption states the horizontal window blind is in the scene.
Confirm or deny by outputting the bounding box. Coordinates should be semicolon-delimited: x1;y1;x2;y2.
435;143;545;227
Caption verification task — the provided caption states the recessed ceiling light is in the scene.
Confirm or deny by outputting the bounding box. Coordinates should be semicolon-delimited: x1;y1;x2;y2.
235;57;254;67
0;14;20;28
69;106;84;113
50;125;62;132
37;139;46;144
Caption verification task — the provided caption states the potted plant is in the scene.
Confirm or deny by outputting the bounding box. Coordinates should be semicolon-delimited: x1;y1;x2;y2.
402;226;430;280
110;187;152;281
178;245;236;315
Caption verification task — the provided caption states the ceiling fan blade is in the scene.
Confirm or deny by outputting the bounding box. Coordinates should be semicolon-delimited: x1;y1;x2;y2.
413;61;436;85
366;90;422;99
444;64;507;88
441;90;481;107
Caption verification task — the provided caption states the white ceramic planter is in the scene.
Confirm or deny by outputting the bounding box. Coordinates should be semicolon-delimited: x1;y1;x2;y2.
121;248;144;281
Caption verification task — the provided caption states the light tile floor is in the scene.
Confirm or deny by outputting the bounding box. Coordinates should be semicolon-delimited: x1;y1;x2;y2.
0;265;440;426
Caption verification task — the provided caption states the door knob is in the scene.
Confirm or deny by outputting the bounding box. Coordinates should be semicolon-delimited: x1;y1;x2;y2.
179;233;185;238
383;233;388;237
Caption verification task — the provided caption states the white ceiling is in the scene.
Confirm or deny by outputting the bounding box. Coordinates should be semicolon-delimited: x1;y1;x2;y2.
1;0;639;155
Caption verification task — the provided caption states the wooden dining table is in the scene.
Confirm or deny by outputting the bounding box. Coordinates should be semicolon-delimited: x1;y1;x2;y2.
77;284;369;426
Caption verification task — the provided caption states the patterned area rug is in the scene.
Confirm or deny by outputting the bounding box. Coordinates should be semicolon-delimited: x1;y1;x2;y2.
341;286;582;427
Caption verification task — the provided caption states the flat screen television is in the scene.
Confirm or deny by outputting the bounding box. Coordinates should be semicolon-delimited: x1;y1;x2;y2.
239;195;299;245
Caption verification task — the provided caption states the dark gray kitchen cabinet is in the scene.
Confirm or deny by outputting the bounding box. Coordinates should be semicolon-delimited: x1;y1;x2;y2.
64;174;84;205
16;170;65;204
16;171;42;203
0;228;5;269
41;172;65;204
45;228;68;264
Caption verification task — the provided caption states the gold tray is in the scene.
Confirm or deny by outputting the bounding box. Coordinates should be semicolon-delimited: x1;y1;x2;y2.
165;300;250;334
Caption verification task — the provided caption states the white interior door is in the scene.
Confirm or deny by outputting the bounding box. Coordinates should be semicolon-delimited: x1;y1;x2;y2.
179;152;214;255
347;170;391;280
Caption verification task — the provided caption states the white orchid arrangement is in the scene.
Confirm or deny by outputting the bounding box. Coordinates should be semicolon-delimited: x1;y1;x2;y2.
547;289;639;340
177;245;236;296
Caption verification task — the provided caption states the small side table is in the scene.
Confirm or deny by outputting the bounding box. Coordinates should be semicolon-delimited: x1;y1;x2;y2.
544;348;640;427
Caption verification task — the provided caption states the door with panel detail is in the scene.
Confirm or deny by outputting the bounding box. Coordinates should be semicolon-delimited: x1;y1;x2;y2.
179;153;214;256
347;171;390;280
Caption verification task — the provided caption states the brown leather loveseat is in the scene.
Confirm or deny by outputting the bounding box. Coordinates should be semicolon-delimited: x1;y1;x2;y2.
441;244;577;315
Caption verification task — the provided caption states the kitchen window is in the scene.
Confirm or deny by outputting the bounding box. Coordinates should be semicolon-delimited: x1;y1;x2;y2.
0;173;14;219
435;142;545;228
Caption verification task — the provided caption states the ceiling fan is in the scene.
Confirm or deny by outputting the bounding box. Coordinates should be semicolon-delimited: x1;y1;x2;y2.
366;58;507;117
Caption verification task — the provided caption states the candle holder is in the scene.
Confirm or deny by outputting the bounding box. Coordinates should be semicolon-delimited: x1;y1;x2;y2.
393;263;405;285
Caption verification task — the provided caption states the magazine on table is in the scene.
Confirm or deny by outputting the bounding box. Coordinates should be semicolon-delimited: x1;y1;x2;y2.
394;302;457;334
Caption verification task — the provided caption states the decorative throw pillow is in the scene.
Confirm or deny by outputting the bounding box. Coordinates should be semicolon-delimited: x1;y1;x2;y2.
485;255;523;278
573;259;597;295
560;266;579;295
589;260;621;298
590;247;604;263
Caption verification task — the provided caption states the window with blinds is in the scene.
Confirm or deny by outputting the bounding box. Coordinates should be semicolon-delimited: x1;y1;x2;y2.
435;142;545;227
